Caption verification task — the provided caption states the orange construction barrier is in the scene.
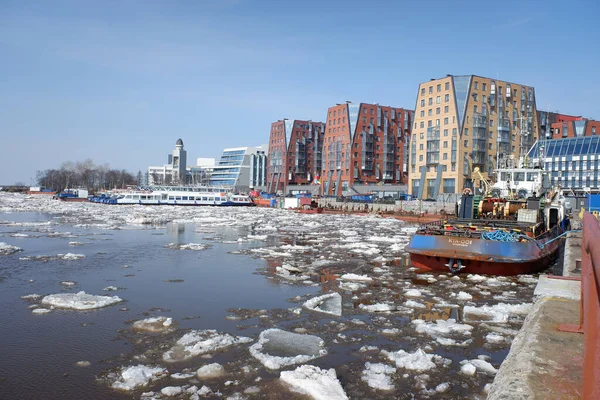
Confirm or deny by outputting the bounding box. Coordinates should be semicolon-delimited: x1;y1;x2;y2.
559;212;600;399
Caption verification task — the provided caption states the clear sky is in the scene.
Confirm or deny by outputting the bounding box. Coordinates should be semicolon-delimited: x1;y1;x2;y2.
1;0;598;185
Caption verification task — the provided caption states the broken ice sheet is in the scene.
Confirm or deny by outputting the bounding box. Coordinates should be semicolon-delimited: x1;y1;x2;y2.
302;292;342;316
249;329;327;370
280;365;348;400
163;330;252;362
109;364;168;391
41;291;123;310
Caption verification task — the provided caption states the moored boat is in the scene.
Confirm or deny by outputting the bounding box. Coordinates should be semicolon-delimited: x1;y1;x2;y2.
89;185;254;207
406;164;570;276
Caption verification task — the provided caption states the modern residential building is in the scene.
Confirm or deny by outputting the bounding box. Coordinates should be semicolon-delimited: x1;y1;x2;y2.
209;145;268;192
320;101;413;196
550;117;600;139
537;111;582;140
409;75;538;198
527;136;600;195
267;119;326;194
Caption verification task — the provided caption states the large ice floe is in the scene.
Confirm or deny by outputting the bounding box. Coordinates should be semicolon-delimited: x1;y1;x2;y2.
110;365;168;391
163;330;252;362
361;362;396;391
41;291;123;310
249;329;327;370
280;365;348;400
302;292;342;316
0;242;23;255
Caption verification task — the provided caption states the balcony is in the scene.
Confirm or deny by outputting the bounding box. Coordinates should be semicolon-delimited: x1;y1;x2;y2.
426;153;440;165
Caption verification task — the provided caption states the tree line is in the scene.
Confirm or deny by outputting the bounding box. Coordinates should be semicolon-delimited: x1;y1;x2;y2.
36;159;144;192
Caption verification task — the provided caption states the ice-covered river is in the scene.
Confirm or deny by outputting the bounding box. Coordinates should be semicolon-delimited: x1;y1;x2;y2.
0;193;539;400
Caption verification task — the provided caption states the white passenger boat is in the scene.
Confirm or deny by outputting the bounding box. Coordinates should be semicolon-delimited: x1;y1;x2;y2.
89;185;254;206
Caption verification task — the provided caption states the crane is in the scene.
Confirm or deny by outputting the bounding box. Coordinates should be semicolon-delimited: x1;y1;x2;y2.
472;167;493;197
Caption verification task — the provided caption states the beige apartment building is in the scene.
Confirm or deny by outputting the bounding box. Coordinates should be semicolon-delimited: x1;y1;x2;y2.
408;74;538;198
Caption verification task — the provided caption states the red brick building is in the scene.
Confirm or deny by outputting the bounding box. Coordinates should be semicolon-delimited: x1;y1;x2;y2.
321;101;413;196
267;119;326;194
550;117;600;139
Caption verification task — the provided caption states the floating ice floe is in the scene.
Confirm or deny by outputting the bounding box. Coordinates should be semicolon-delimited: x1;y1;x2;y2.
303;293;342;316
132;316;175;333
170;372;194;380
61;281;76;286
361;362;396;391
32;308;52;314
21;294;42;300
68;241;83;246
161;386;183;396
196;363;225;379
163;330;252;362
404;300;427;309
0;242;23;255
60;253;85;260
485;332;505;344
358;303;394;313
275;265;310;281
110;365;168;391
404;289;422;298
41;291;123;310
249;329;327;370
412;319;474;340
454;291;473;301
460;359;497;376
382;348;446;372
463;302;532;323
340;273;372;282
280;365;348;400
103;286;119;291
165;243;210;251
339;281;366;291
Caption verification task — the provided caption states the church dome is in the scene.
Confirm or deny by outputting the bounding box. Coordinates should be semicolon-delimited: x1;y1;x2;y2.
176;138;184;146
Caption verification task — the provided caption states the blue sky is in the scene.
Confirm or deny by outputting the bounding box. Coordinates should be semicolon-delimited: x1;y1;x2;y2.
1;0;598;185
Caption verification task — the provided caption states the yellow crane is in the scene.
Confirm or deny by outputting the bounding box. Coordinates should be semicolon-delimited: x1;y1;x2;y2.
472;167;492;197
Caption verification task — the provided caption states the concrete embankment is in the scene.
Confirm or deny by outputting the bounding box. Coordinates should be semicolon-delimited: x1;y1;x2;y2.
487;232;584;400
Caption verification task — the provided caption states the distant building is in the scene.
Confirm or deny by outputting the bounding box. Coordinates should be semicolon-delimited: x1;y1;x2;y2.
320;101;413;196
537;111;582;140
208;145;268;192
267;119;326;194
148;139;212;185
409;75;538;198
527;136;600;195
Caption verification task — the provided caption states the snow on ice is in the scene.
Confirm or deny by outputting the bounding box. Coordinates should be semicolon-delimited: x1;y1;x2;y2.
163;330;252;362
41;291;123;310
196;363;225;379
280;365;348;400
0;242;23;255
249;329;327;370
132;317;175;333
463;302;532;323
110;365;168;391
361;362;396;391
382;348;445;372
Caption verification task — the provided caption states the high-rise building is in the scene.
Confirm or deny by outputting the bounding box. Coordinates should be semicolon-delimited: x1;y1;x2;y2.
148;138;188;185
320;101;413;196
267;119;326;194
209;145;268;192
409;75;538;198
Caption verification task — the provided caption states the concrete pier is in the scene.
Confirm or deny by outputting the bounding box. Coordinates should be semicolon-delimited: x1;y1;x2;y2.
487;232;584;399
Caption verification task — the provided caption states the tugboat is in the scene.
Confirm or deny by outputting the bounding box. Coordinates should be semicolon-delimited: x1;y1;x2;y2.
405;164;570;276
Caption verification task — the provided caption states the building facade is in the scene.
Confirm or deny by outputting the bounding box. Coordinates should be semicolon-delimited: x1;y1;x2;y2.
320;101;413;196
409;75;538;198
267;119;326;194
550;118;600;139
527;136;600;194
537;111;582;140
148;138;189;185
209;145;268;192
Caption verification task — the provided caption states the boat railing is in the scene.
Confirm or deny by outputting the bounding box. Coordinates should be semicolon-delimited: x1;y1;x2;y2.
417;219;445;230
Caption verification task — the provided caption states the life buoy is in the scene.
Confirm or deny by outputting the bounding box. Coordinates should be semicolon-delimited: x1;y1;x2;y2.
463;188;473;196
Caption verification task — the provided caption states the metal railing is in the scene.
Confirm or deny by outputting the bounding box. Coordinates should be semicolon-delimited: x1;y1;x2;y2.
558;212;600;398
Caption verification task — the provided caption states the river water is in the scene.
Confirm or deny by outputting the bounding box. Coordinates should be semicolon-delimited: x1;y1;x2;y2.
0;193;540;399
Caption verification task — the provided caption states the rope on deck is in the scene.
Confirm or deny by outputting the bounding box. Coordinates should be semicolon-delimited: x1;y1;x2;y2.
482;229;581;249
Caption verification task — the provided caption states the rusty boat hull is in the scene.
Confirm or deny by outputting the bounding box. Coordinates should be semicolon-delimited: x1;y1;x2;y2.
405;225;565;276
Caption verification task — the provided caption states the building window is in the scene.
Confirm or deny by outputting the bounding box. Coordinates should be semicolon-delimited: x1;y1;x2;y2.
483;95;487;104
451;164;456;172
435;119;440;126
473;93;478;101
429;86;433;94
363;117;367;123
444;106;449;113
593;127;597;134
421;99;425;107
421;88;425;96
452;128;457;136
370;109;374;115
370;118;374;124
428;98;433;106
483;82;487;91
474;105;478;113
436;96;441;104
420;110;424;117
489;143;493;150
443;141;448;148
464;128;469;136
419;155;423;161
419;144;423;150
444;117;448;125
437;84;441;92
420;122;424;128
428;120;432;127
474;82;479;90
489;119;494;127
444;129;448;136
464;140;468;147
420;133;424;139
445;94;450;102
443;152;448;160
428;109;432;116
445;82;449;90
